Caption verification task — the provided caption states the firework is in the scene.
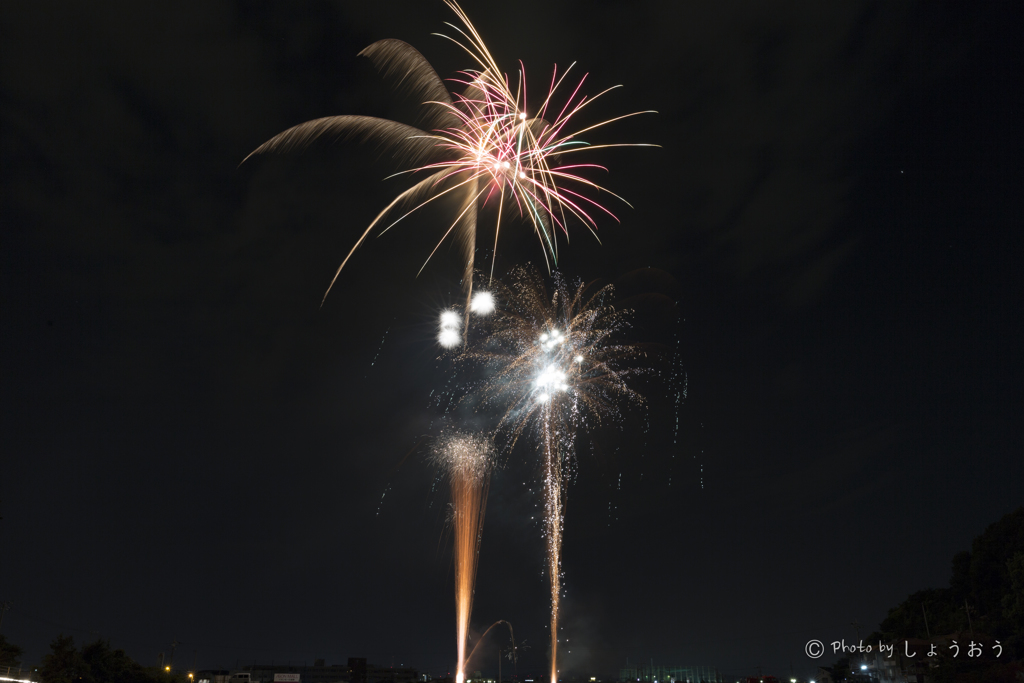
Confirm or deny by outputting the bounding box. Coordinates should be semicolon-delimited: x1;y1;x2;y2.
439;309;464;348
461;266;644;441
469;290;496;315
243;1;655;308
458;266;646;683
433;432;495;683
243;0;657;675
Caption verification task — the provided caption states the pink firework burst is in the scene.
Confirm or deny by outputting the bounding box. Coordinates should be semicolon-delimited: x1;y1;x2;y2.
244;0;656;307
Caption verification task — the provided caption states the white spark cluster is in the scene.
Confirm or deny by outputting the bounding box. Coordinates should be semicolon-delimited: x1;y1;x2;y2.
433;431;494;483
441;310;462;328
458;267;644;439
470;291;495;315
535;365;570;402
439;309;463;348
539;329;565;351
439;292;497;348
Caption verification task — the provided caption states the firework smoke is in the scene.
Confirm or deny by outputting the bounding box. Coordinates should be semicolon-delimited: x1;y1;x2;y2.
433;432;495;683
243;1;655;309
458;266;646;683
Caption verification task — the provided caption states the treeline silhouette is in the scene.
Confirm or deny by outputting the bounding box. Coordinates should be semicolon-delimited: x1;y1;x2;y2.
1;634;187;683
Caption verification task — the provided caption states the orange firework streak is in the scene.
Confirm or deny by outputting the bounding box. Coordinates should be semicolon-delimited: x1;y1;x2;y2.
437;434;493;683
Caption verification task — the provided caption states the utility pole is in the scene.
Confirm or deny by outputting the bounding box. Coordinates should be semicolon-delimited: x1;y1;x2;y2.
964;600;975;637
0;602;11;633
922;603;931;638
851;620;865;671
498;647;501;683
170;641;181;670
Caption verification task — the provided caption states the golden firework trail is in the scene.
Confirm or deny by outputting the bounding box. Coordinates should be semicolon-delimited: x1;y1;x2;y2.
243;1;655;310
433;432;494;683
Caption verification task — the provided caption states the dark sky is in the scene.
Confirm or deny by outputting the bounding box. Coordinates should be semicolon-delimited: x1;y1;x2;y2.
2;1;1021;680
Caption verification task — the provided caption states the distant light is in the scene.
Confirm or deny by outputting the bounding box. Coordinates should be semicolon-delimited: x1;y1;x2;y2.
860;665;867;671
470;291;495;315
438;328;461;348
165;667;171;672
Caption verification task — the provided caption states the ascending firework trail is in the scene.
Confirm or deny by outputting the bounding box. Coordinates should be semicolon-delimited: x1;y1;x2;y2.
433;432;494;683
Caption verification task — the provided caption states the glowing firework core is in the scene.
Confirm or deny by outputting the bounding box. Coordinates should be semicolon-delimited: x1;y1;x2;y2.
439;309;463;348
441;310;462;329
470;291;495;315
535;366;569;394
439;328;461;348
540;329;565;350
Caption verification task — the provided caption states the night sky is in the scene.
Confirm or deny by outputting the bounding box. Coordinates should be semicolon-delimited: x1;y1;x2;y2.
2;1;1021;681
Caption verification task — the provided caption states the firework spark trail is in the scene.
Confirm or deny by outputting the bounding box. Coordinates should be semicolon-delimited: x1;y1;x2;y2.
433;432;494;683
456;266;648;683
242;1;656;309
462;619;518;673
542;409;564;683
